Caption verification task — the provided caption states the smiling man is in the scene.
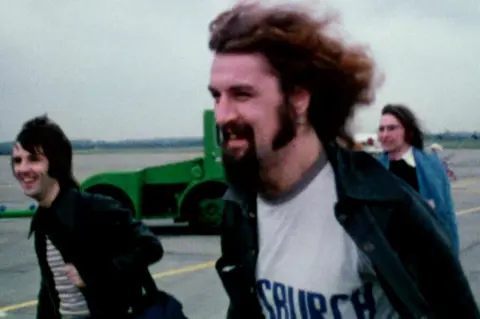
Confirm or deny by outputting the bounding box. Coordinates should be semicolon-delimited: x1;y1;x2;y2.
11;115;164;319
207;2;479;319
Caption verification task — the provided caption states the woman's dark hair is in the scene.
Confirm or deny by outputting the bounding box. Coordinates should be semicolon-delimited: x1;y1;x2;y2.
208;2;384;145
13;115;80;190
381;104;424;149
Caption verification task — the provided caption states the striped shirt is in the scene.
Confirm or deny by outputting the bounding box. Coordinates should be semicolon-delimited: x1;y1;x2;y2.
45;237;90;316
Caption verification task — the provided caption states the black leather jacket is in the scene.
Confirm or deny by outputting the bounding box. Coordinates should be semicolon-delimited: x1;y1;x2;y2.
29;188;164;319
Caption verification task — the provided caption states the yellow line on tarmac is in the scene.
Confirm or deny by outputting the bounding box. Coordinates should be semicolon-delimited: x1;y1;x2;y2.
152;260;215;279
457;206;480;216
0;300;38;313
0;261;216;313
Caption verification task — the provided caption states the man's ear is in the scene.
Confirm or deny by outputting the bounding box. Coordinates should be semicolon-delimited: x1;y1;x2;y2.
289;87;311;123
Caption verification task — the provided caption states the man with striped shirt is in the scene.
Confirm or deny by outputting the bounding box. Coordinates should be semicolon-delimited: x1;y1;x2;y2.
11;115;164;319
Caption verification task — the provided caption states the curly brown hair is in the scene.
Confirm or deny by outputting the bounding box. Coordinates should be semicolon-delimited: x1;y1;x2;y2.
208;1;384;145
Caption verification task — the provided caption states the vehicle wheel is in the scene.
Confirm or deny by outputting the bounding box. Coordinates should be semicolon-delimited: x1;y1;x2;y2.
181;182;227;231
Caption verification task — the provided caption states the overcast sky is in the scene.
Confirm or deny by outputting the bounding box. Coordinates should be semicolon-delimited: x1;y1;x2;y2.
1;0;479;141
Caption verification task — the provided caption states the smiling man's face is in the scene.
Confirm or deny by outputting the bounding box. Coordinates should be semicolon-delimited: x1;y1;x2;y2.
208;52;299;189
11;143;57;201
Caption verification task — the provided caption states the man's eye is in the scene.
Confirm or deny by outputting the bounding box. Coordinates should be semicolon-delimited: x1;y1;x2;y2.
12;157;21;164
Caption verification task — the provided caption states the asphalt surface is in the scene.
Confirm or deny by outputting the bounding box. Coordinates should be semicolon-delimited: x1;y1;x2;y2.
0;150;479;318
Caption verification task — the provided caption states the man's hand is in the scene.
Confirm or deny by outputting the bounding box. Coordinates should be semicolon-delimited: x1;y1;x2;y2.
64;263;86;288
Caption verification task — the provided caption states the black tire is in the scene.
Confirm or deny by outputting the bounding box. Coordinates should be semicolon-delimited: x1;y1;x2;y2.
181;182;227;230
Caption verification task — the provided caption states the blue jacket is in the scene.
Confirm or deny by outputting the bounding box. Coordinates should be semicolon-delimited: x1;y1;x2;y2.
377;147;459;255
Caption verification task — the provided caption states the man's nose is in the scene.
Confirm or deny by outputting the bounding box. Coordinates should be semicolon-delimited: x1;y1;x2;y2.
214;97;237;126
15;161;30;174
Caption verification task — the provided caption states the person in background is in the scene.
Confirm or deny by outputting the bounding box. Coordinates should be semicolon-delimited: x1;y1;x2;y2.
10;115;164;319
429;143;444;155
377;104;459;255
207;2;477;318
429;143;458;180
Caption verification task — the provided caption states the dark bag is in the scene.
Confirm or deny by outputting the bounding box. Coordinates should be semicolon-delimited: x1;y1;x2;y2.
131;270;188;319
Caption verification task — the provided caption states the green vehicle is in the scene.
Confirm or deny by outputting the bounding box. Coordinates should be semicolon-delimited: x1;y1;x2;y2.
0;110;229;229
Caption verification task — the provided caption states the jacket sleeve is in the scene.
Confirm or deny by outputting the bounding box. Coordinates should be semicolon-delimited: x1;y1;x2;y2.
90;195;164;274
36;277;56;319
402;185;479;318
216;199;238;319
215;193;265;319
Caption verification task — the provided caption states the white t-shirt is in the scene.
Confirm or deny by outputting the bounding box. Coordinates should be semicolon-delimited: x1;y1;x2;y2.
255;156;400;319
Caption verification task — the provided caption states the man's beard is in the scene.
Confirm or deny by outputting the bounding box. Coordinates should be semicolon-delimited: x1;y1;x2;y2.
221;102;297;192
